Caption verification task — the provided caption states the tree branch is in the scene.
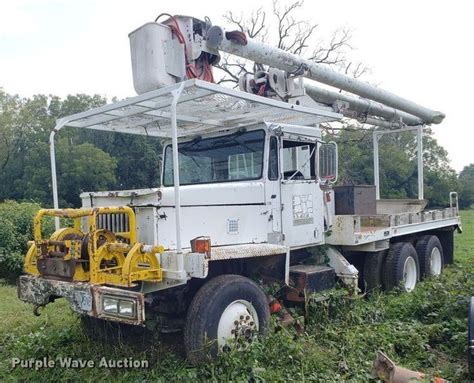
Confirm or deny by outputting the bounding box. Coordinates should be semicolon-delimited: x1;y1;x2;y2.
219;0;367;87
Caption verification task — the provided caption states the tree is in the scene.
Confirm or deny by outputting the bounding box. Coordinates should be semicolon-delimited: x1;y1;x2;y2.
217;0;368;85
459;164;474;209
0;90;20;173
329;125;458;208
11;138;117;207
0;91;163;207
80;131;162;191
56;141;117;206
0;92;55;202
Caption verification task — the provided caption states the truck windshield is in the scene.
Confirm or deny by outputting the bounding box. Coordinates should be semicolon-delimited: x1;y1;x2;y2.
163;130;265;186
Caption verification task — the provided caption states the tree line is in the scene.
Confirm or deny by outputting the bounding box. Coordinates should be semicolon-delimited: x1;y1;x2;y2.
0;90;162;207
331;125;473;208
0;88;472;209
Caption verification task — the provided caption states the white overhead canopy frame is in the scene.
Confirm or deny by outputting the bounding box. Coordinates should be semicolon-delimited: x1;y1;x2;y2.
49;79;342;252
373;125;424;200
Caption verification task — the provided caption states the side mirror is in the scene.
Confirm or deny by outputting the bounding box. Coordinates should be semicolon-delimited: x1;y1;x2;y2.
318;142;338;183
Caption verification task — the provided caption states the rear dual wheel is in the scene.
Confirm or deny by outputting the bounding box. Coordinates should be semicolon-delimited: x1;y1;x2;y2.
383;242;420;292
366;235;445;294
415;235;444;278
363;243;420;293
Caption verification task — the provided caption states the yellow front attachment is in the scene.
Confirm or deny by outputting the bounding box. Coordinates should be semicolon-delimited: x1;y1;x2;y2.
25;206;163;287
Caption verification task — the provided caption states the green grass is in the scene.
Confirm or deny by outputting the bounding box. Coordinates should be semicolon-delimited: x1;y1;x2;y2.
1;211;473;382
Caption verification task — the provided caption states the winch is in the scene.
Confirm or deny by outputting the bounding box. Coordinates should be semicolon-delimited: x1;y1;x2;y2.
24;206;164;287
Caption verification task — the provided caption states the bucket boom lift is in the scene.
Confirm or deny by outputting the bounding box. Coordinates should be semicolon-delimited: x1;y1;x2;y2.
129;15;444;129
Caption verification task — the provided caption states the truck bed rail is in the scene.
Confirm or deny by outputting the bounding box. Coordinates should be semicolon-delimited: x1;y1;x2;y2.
326;207;461;247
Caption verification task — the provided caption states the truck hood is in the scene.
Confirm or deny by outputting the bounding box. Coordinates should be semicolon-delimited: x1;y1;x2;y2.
81;181;265;208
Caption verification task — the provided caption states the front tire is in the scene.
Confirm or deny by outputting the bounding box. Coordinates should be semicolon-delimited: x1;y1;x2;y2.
415;235;444;278
184;274;270;365
383;242;420;292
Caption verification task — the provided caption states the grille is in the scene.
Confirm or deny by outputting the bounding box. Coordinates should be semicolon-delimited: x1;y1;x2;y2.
96;213;130;234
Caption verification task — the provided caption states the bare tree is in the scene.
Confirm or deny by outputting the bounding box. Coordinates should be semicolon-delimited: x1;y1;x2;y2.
216;0;369;86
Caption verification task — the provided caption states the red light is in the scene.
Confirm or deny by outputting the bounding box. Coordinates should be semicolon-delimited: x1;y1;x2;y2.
190;236;211;256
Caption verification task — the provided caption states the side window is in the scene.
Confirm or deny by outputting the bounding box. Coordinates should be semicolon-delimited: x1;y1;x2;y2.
268;136;279;180
282;140;316;180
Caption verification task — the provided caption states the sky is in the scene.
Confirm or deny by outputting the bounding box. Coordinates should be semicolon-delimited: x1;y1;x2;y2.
0;0;473;171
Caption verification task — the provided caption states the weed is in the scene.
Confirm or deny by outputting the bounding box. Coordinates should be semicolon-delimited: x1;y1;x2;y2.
0;210;473;381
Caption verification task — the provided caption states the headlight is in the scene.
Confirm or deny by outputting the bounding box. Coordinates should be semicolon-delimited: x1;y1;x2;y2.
103;297;118;313
101;295;136;318
118;299;135;317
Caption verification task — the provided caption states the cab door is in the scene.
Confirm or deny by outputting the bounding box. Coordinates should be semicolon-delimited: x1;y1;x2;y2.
265;135;283;243
280;138;324;247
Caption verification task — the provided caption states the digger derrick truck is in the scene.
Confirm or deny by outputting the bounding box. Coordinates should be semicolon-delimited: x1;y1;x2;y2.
18;14;462;363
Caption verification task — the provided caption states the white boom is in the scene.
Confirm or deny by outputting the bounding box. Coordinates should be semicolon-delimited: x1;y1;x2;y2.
205;26;444;125
304;83;424;126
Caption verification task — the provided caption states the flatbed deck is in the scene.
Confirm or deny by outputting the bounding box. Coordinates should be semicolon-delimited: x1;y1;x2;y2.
326;206;461;247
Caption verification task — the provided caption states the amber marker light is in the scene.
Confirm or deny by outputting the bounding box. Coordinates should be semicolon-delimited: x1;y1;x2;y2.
190;236;211;257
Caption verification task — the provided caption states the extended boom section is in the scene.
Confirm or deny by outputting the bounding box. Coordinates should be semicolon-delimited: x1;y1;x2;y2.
207;30;444;124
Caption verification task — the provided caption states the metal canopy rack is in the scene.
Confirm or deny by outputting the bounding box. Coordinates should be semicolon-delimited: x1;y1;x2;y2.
52;79;341;138
49;79;343;252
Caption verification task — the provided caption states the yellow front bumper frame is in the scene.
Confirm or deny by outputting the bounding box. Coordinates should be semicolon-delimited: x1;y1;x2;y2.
24;206;163;287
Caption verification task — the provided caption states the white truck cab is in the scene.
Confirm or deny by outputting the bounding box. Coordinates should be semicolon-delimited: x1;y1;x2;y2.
82;124;335;252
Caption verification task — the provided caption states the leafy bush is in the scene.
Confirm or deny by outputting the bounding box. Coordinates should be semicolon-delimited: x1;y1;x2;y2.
0;200;54;280
0;216;16;252
0;251;24;280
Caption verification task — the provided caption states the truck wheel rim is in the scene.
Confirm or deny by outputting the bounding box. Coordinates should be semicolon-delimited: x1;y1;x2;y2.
403;257;417;292
430;247;442;276
217;299;259;350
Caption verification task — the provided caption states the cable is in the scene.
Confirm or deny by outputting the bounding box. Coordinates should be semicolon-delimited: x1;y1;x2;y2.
154;14;215;83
